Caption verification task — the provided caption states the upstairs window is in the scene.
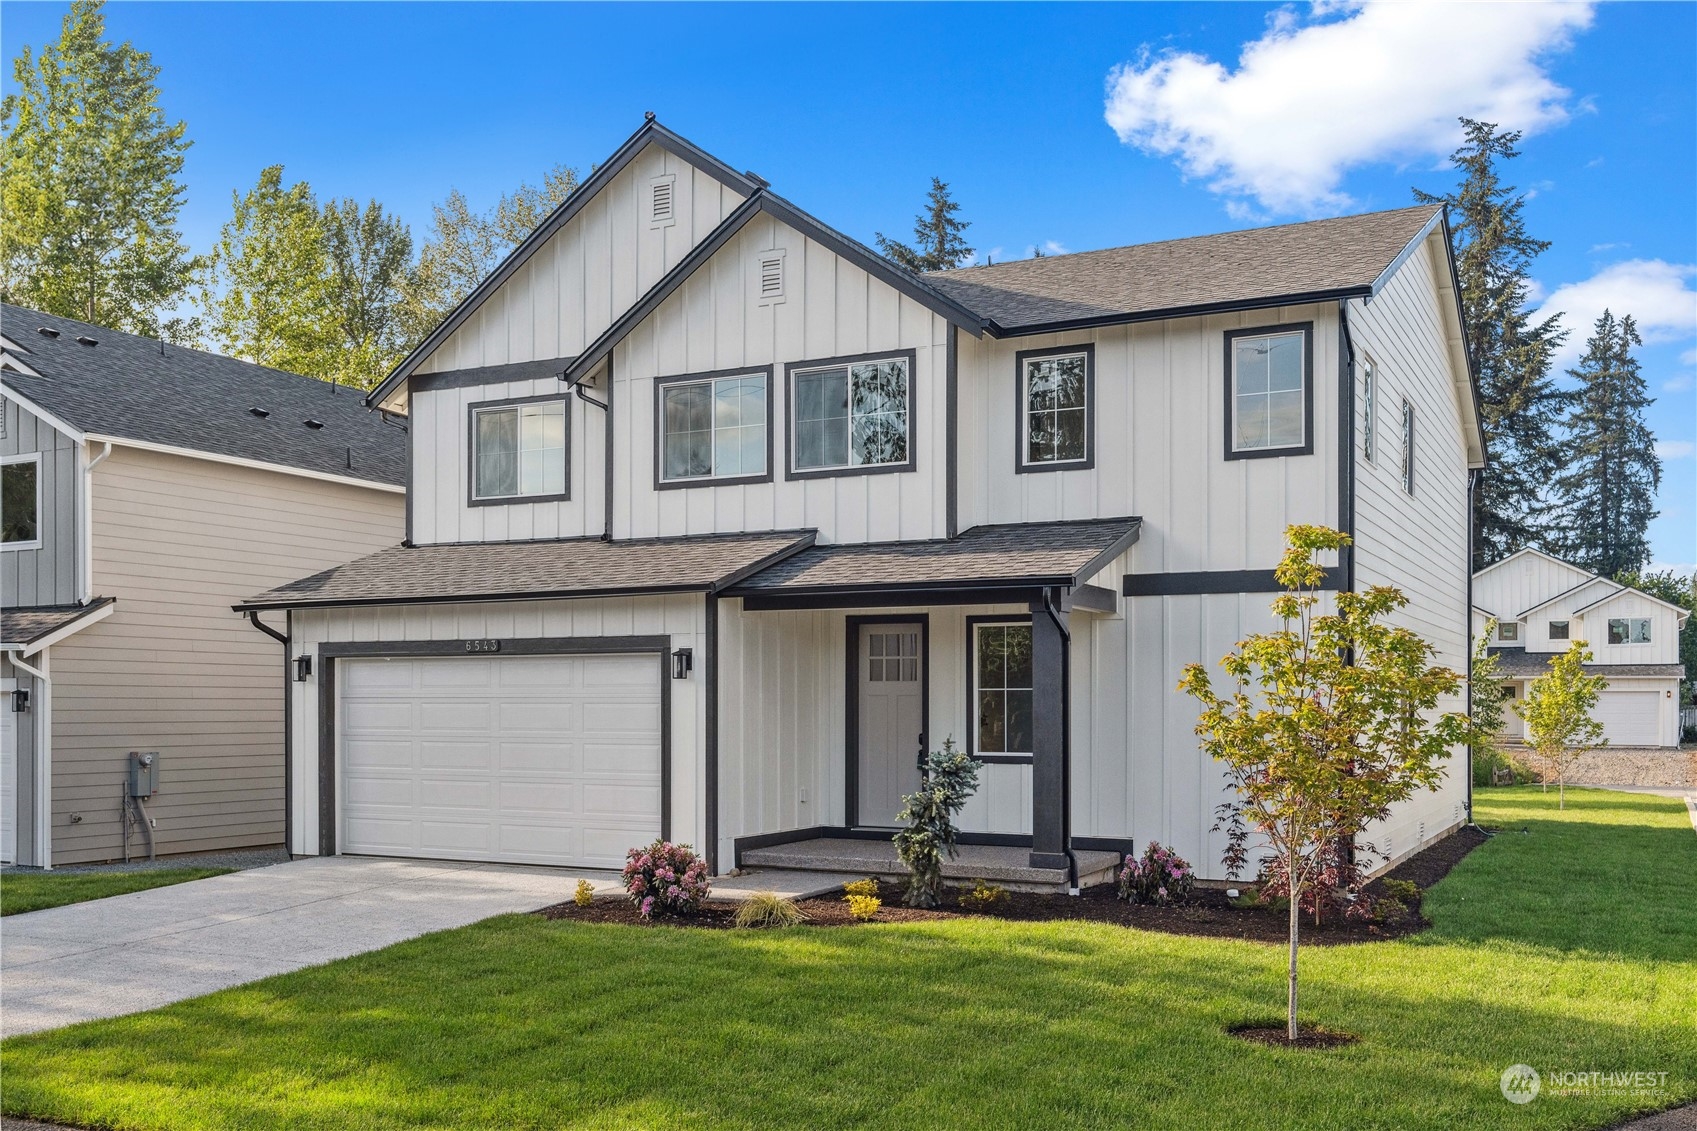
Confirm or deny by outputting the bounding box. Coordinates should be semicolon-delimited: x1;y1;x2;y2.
788;352;914;477
1362;358;1378;463
657;370;770;486
1548;620;1570;640
1400;399;1416;494
1607;617;1652;645
1226;323;1312;458
471;397;567;503
1497;622;1520;643
1017;346;1093;472
1;454;40;548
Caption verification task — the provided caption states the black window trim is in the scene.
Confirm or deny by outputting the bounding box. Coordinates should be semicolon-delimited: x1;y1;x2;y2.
1;451;42;550
1607;616;1652;645
1548;619;1570;640
1014;343;1096;474
965;613;1035;765
1223;320;1315;461
466;393;571;508
652;365;776;491
783;347;918;482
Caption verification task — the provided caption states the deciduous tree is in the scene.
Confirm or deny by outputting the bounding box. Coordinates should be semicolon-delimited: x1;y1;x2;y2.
1516;642;1607;809
1180;525;1471;1041
321;196;413;389
1468;620;1514;786
0;0;200;338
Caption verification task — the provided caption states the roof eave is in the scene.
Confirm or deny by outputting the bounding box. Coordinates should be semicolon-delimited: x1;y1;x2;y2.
984;287;1372;339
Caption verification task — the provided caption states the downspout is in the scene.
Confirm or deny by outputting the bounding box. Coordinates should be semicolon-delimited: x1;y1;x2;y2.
1040;588;1078;894
80;441;112;604
8;649;51;870
245;610;292;854
568;372;612;541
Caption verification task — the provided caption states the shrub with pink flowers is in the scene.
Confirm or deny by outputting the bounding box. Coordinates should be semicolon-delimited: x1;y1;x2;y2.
621;839;710;919
1117;841;1193;906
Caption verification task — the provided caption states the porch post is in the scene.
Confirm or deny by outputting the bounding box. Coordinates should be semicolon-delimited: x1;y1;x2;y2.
1028;589;1069;870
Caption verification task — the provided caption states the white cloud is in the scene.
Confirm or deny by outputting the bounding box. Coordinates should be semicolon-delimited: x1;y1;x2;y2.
1667;373;1695;393
1103;1;1594;214
1535;260;1697;368
1680;349;1697;369
1655;440;1695;460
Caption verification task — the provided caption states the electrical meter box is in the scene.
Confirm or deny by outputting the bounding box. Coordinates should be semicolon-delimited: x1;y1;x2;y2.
128;752;158;799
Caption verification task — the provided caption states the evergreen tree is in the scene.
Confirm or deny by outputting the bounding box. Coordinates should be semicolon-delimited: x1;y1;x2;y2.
1415;119;1567;569
1555;311;1659;576
396;164;580;348
0;0;200;338
876;177;974;272
203;165;335;378
321;196;413;389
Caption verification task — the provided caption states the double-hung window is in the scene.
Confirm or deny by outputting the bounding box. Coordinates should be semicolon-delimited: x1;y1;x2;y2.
1016;346;1093;471
1;453;41;548
788;351;914;476
973;621;1033;759
1607;617;1652;645
657;369;770;486
1226;323;1312;458
470;397;567;503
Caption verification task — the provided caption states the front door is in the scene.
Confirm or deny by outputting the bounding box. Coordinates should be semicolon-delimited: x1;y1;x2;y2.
855;622;925;827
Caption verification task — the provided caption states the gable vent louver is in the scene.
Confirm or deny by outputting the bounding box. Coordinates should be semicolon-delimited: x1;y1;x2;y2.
649;175;676;227
755;250;786;305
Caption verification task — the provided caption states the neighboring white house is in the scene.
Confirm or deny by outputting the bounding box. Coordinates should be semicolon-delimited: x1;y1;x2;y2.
240;118;1484;885
1473;548;1688;748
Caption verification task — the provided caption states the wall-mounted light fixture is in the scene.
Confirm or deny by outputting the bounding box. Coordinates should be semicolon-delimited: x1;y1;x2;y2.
671;648;693;680
294;655;313;682
11;688;29;713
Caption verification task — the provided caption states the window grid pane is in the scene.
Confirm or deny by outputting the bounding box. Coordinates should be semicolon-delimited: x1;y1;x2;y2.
1024;353;1088;465
1233;332;1305;451
474;407;519;498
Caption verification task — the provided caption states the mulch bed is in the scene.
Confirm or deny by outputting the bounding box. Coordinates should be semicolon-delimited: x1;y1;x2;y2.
538;823;1493;945
1228;1022;1361;1049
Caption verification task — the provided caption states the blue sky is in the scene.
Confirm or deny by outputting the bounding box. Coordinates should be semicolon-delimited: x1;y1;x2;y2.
3;1;1692;569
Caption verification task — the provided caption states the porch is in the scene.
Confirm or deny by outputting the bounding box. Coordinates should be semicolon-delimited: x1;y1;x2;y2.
738;836;1121;894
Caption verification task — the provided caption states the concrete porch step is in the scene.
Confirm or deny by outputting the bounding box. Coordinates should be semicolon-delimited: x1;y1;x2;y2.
740;838;1121;892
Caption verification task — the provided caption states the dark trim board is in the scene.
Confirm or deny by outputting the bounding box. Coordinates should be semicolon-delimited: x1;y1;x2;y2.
843;614;930;830
1123;567;1343;597
945;325;959;538
314;636;673;860
782;348;919;482
1013;342;1096;475
704;593;720;873
465;393;571;508
1222;320;1316;462
739;585;1045;612
1337;300;1357;593
411;357;576;392
652;364;776;491
983;286;1372;340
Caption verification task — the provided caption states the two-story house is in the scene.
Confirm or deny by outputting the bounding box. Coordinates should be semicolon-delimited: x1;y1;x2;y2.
240;118;1484;885
1473;548;1688;748
1;306;406;867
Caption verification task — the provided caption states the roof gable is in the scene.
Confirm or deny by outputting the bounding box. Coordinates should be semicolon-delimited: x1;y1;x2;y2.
1573;584;1691;622
1472;546;1595;585
368;118;759;409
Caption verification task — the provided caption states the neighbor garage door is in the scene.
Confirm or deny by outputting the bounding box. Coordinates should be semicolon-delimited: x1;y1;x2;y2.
1593;690;1661;747
339;653;662;867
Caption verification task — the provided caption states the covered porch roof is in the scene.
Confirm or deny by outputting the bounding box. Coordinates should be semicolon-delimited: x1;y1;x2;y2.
2;598;116;656
722;517;1141;610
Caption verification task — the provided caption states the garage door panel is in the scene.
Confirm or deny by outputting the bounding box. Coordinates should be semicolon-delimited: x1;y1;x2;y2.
340;654;663;868
1595;691;1659;745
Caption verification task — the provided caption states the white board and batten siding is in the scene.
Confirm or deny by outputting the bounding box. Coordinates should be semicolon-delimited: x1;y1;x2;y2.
612;215;952;545
1473;551;1594;631
1347;232;1474;862
406;140;746;546
290;594;705;860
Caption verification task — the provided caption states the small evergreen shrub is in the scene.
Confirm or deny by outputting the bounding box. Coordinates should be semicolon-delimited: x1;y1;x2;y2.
1117;842;1194;906
1372;897;1411;924
733;891;807;929
621;840;710;920
1381;878;1421;905
894;738;980;908
957;880;1007;910
573;879;596;907
847;894;882;921
842;877;881;899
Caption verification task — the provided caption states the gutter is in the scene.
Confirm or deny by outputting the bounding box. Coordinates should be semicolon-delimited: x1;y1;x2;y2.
80;441;111;604
8;649;51;869
244;611;293;854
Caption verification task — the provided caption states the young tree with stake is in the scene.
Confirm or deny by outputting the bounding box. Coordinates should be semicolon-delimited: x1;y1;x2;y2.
1180;526;1472;1042
1516;642;1607;809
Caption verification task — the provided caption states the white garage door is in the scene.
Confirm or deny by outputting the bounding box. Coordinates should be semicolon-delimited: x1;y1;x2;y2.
339;653;662;868
1593;690;1661;747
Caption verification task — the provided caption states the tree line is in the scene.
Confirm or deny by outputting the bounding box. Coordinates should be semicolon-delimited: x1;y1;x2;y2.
1;4;1683;597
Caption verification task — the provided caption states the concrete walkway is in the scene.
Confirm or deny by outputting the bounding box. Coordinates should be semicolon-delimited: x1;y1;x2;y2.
0;856;617;1037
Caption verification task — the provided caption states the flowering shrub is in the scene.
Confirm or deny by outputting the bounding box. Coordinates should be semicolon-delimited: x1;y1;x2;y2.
847;894;882;921
1117;841;1194;906
621;840;710;919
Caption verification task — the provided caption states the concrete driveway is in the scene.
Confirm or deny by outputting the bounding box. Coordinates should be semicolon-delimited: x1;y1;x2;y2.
1;856;615;1038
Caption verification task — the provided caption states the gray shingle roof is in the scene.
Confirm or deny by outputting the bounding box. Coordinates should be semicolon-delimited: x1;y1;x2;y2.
727;518;1141;594
925;205;1442;332
2;304;405;486
1487;649;1685;680
237;531;817;611
1;598;114;649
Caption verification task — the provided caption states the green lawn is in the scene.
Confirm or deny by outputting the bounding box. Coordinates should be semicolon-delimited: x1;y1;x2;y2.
1;867;233;916
3;787;1693;1130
